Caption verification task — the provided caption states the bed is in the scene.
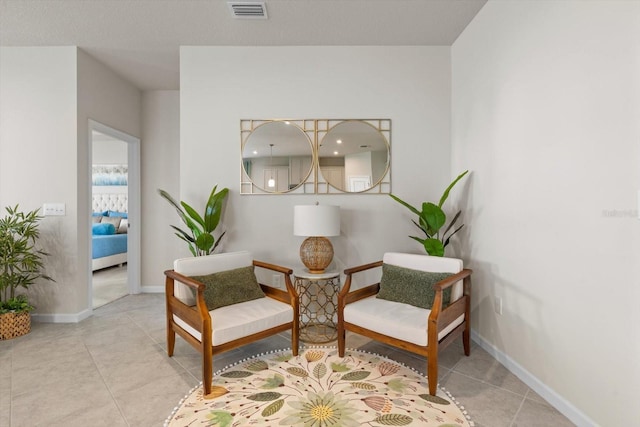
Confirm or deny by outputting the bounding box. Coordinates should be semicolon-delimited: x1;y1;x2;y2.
92;193;128;271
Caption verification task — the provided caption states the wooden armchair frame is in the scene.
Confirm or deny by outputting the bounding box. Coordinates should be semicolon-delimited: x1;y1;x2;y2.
165;260;299;398
337;260;472;395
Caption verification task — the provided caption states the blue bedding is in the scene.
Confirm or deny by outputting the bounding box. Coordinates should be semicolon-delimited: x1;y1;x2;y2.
92;234;128;259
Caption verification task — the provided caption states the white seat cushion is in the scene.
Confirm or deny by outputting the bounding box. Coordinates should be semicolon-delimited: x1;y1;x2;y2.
344;296;464;347
174;296;293;346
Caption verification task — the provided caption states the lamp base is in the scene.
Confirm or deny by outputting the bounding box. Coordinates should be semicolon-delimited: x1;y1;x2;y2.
299;236;334;274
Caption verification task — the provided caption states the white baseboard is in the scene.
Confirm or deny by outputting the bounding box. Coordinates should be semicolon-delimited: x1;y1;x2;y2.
471;330;596;427
31;308;92;323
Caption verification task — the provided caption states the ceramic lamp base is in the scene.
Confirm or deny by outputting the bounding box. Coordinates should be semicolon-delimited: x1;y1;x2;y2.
299;236;333;274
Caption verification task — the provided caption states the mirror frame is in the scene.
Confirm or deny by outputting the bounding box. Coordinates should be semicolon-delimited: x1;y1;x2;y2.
240;119;391;195
240;119;316;194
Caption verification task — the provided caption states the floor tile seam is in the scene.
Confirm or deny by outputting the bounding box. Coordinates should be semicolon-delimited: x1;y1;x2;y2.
508;393;528;427
448;370;529;399
84;341;131;427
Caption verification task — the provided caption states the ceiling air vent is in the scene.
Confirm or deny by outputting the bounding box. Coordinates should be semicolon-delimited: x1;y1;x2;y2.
227;2;268;19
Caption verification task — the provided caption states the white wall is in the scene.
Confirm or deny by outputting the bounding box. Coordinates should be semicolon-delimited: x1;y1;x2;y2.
92;138;128;164
180;46;453;272
0;47;78;315
0;47;142;318
141;90;181;289
452;1;640;425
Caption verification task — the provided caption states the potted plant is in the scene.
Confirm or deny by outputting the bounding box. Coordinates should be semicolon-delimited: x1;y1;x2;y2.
0;205;54;340
158;185;229;256
390;170;469;257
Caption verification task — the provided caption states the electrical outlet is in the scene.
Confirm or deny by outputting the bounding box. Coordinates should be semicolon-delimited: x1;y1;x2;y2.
272;274;282;289
494;297;503;315
43;203;65;216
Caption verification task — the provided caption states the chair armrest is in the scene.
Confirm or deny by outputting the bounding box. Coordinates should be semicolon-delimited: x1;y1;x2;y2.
253;260;299;303
338;260;383;307
343;260;384;276
429;268;472;333
164;269;210;335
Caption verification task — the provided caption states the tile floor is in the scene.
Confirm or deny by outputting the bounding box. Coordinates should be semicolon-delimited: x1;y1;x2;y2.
92;265;128;309
0;294;574;427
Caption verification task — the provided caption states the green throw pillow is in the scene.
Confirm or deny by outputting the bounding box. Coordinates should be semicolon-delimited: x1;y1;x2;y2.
376;263;453;309
191;265;265;311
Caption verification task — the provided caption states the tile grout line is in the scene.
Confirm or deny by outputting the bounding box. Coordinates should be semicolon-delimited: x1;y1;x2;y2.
83;338;130;427
509;390;529;427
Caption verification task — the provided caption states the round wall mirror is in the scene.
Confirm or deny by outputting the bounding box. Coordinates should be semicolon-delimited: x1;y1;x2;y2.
242;121;313;193
318;121;390;192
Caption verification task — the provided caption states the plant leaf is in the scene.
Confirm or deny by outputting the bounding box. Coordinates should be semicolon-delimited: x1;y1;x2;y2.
195;233;215;253
442;224;464;248
441;210;461;238
181;201;205;228
204;187;229;233
420;202;446;235
423;238;445;257
438;170;468;208
261;374;285;389
389;194;420;216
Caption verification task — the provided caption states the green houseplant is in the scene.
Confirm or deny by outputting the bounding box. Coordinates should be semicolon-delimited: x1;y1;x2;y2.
159;185;229;257
0;205;54;340
390;170;469;257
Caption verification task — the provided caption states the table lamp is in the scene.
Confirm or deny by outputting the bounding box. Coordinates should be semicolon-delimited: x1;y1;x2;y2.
293;204;340;274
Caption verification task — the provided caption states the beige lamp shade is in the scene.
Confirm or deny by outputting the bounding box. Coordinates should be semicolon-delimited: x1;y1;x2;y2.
294;205;340;273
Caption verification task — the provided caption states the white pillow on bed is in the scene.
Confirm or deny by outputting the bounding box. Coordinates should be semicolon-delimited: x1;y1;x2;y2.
117;218;128;234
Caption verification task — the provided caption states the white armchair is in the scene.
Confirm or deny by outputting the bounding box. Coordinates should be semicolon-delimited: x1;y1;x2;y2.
164;251;299;398
337;252;472;395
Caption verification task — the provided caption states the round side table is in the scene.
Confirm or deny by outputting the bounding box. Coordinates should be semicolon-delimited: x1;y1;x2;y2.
293;270;341;343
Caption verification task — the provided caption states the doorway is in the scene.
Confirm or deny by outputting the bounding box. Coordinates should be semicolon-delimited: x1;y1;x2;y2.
88;120;140;309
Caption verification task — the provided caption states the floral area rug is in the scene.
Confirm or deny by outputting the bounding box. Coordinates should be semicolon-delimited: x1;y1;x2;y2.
166;347;473;427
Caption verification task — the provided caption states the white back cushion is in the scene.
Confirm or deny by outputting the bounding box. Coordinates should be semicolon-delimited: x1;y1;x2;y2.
173;251;253;305
382;252;464;302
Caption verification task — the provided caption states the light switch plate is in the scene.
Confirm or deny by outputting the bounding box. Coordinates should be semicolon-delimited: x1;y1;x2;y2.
43;203;65;216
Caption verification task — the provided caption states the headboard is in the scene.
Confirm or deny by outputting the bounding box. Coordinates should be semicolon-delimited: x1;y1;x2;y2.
92;193;128;213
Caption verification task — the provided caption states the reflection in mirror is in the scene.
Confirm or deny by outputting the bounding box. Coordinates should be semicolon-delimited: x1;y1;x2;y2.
318;121;390;192
242;121;313;193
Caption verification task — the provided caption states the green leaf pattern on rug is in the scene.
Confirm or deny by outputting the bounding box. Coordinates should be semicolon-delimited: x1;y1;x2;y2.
261;373;285;389
418;394;451;405
330;361;350;372
286;367;309;378
261;399;284;417
166;348;473;427
313;363;327;379
373;413;413;425
205;410;233;427
247;392;282;401
245;359;268;371
387;377;415;393
341;370;371;381
220;370;253;378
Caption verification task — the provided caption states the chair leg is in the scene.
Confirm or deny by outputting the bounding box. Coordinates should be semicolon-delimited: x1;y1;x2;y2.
291;326;299;356
427;356;438;396
337;324;346;357
463;327;471;356
202;344;213;398
166;326;176;357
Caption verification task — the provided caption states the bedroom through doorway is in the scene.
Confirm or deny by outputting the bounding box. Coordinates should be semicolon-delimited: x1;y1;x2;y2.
89;121;140;309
